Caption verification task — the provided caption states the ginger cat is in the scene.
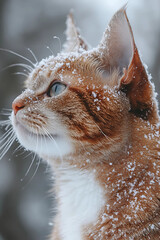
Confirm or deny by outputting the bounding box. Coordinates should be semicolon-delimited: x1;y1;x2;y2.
7;6;160;240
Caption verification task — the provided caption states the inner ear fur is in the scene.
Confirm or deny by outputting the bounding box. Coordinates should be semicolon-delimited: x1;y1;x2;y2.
63;12;88;53
120;47;154;120
96;6;157;120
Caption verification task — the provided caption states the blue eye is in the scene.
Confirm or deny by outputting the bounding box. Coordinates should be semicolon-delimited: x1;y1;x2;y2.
48;82;67;97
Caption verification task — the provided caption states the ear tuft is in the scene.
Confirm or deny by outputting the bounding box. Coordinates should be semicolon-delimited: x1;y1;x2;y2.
63;12;88;53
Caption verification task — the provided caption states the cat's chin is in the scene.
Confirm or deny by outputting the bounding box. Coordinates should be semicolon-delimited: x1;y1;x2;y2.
11;113;73;158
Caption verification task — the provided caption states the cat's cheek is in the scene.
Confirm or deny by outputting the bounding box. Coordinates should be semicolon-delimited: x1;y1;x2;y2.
39;136;74;159
11;112;74;158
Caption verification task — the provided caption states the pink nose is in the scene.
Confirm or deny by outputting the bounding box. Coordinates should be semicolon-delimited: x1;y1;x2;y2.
12;99;25;115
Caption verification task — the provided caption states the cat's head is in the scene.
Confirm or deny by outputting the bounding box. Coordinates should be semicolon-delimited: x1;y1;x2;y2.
11;7;158;166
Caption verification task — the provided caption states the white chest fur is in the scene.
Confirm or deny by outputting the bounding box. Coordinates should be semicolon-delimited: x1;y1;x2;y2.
57;169;105;240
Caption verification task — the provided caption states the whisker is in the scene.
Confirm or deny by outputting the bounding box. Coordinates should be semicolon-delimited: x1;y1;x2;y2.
30;157;41;181
43;130;50;158
13;72;29;78
21;126;39;183
94;122;117;144
0;134;16;160
23;150;33;159
13;144;23;155
46;45;54;55
53;36;62;52
24;151;37;179
4;123;12;131
27;48;38;65
0;124;13;135
0;119;11;127
21;157;41;190
0;127;14;142
0;112;12;116
0;130;15;149
0;48;35;67
1;108;12;112
21;132;40;189
16;65;32;73
0;63;33;73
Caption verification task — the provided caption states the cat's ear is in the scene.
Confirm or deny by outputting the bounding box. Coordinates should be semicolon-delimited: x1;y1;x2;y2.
98;5;133;73
97;6;155;120
63;13;88;53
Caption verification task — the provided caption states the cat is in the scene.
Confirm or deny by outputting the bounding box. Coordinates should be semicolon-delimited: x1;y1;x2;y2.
4;6;160;240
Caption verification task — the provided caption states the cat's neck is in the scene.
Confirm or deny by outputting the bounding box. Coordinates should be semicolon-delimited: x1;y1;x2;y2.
49;115;160;176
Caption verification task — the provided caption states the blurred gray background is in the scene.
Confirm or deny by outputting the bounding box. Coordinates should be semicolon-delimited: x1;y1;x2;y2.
0;0;160;239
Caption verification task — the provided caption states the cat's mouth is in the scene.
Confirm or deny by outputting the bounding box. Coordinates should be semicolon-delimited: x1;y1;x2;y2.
11;112;59;147
15;119;58;140
11;112;73;158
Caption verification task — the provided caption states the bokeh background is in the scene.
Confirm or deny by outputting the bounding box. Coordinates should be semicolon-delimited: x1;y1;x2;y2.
0;0;160;239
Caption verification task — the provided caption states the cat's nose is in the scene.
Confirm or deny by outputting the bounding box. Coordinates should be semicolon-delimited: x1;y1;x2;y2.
12;99;25;115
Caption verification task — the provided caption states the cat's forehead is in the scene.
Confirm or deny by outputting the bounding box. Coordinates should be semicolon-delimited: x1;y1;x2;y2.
26;52;85;92
25;51;101;93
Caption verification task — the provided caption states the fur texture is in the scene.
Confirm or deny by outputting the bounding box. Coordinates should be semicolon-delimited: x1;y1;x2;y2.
11;7;160;240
